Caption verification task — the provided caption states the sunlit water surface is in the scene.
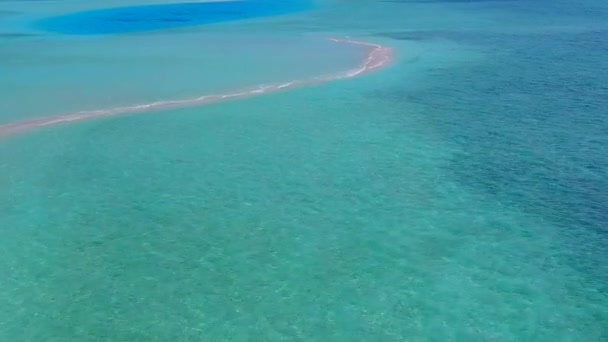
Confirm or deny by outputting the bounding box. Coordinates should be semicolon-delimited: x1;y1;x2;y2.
1;0;607;340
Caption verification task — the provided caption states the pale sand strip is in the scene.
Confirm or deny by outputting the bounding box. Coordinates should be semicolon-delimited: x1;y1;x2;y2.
0;38;392;138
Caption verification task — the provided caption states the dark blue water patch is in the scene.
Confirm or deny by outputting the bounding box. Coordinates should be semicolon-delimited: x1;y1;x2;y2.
33;0;313;35
371;28;608;288
376;29;608;235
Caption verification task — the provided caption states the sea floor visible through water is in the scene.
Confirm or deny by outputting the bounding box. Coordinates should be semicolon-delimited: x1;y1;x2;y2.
1;0;608;340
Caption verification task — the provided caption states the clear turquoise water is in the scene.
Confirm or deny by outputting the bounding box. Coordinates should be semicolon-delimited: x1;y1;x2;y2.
1;0;607;340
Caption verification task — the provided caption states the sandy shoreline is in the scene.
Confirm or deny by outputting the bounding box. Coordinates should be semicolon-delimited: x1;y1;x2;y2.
0;38;392;139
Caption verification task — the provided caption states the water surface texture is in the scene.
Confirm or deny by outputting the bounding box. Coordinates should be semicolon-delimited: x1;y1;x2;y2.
1;0;608;340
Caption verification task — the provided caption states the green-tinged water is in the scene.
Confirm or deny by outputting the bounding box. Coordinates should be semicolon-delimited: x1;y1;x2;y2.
1;0;607;340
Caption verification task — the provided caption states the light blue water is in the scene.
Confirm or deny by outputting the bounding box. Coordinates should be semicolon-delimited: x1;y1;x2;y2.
1;0;607;340
0;0;362;123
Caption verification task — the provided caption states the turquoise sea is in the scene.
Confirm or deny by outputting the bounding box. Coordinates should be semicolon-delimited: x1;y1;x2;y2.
1;0;607;340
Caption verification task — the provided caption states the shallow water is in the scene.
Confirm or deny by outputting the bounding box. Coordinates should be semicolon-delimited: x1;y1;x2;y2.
1;0;607;340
